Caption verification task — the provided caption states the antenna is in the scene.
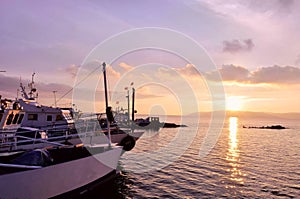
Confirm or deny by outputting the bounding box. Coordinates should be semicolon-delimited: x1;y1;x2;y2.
53;91;57;107
31;72;35;83
28;72;37;100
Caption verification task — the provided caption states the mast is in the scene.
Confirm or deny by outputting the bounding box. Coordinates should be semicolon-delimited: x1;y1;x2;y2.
102;62;112;146
126;89;130;122
132;88;135;122
102;63;109;109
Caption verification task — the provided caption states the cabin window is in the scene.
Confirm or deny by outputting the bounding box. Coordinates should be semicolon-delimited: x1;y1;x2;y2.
63;113;72;120
12;114;19;124
47;115;53;121
6;113;14;125
17;114;24;124
56;114;63;121
28;114;38;121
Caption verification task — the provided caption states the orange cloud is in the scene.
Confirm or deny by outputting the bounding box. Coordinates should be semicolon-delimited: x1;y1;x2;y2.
119;62;134;71
106;64;121;79
174;64;201;78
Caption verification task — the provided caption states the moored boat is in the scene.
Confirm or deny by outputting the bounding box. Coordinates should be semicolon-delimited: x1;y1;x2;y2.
0;62;130;198
0;69;144;152
0;143;123;198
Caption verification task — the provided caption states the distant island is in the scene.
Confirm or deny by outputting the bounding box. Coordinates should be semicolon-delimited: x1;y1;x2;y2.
243;125;286;130
187;111;300;120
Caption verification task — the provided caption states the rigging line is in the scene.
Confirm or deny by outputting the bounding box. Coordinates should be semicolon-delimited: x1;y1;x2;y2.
55;64;102;104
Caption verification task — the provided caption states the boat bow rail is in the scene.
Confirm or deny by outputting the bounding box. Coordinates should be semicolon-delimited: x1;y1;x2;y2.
0;126;112;152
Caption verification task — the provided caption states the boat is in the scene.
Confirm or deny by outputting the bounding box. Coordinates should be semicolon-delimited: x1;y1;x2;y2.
0;142;123;198
0;73;75;133
0;71;143;152
0;62;126;198
0;73;76;147
133;116;187;129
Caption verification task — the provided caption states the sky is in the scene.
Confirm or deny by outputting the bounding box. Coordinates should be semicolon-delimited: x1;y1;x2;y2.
0;0;300;114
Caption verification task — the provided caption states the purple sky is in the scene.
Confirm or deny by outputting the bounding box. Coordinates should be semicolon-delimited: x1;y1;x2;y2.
1;0;300;113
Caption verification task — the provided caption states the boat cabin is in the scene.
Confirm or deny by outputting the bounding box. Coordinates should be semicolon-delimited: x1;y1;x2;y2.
0;99;74;132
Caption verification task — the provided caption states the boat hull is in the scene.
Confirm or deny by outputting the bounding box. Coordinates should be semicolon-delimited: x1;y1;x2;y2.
51;169;117;198
0;146;122;199
0;130;144;152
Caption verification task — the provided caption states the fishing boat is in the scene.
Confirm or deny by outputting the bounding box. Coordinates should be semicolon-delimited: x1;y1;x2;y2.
0;73;75;133
0;69;143;152
0;62;128;198
0;143;123;198
0;73;76;150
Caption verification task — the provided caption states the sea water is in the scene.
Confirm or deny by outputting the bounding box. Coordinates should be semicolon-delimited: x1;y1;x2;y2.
90;115;300;198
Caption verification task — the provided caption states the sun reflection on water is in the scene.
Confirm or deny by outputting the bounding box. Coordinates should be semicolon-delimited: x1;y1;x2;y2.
226;117;244;186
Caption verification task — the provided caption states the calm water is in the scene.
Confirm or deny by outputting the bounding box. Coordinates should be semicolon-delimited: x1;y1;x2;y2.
89;116;300;198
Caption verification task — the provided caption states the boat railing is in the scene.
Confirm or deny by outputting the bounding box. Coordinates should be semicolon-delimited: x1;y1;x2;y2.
0;125;109;151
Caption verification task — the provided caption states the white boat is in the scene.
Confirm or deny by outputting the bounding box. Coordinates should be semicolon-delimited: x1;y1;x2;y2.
0;63;128;198
0;73;75;133
0;74;75;141
0;143;123;198
0;71;143;152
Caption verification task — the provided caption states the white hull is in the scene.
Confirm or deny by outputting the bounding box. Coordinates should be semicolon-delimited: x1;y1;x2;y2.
0;146;122;199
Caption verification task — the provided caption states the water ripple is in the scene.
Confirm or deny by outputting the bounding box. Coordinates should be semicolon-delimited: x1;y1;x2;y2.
92;117;300;198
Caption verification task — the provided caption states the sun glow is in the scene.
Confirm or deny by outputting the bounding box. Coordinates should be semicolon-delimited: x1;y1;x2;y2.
229;117;238;150
226;96;243;111
227;117;244;184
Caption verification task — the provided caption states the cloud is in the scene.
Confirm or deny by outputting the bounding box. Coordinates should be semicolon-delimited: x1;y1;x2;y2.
205;65;300;84
0;74;73;103
136;86;163;99
205;0;296;19
205;65;250;82
278;0;294;9
119;62;134;71
175;64;200;77
251;65;300;84
219;64;250;82
0;74;20;97
65;64;79;78
223;39;254;54
247;0;294;15
295;54;300;66
106;64;121;79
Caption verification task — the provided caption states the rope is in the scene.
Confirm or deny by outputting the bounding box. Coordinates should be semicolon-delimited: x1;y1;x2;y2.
55;65;102;104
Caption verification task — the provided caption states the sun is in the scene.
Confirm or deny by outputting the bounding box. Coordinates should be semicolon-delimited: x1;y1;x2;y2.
226;96;243;111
